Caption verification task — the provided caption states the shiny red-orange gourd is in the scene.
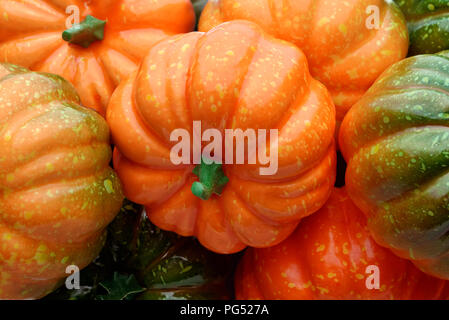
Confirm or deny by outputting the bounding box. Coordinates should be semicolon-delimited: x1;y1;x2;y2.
236;188;449;300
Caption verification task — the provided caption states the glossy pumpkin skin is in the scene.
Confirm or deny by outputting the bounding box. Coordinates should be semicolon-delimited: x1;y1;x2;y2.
0;63;124;299
235;188;449;300
199;0;409;122
46;200;237;300
0;0;196;116
340;51;449;279
395;0;449;55
107;21;336;254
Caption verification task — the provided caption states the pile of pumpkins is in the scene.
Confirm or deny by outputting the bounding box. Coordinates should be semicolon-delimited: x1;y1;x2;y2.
1;0;449;300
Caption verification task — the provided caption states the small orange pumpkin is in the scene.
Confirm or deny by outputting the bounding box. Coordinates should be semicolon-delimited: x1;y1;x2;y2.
0;0;196;116
0;63;124;299
199;0;409;122
107;21;336;254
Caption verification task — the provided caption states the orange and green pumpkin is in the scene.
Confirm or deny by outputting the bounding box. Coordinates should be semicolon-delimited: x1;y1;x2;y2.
395;0;449;55
0;63;124;299
340;51;449;280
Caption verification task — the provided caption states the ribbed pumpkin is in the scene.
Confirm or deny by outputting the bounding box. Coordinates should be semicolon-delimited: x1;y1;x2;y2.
395;0;449;55
0;0;196;116
0;63;124;299
107;21;336;254
236;188;449;300
199;0;409;122
340;51;449;279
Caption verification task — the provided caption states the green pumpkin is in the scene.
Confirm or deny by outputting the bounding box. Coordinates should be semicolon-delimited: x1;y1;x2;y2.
45;200;238;300
395;0;449;55
339;50;449;280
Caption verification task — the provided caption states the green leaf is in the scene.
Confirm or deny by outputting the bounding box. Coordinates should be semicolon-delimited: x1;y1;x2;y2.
97;273;145;300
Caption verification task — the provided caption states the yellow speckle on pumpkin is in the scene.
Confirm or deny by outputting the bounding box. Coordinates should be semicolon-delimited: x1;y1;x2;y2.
34;245;48;265
216;84;224;98
46;163;54;172
343;242;349;255
3;233;12;241
6;174;14;182
317;286;329;294
104;179;114;194
181;44;190;52
409;247;415;259
318;17;330;26
303;281;313;289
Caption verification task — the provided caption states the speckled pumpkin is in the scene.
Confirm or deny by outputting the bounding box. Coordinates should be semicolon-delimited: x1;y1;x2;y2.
395;0;449;55
0;63;124;299
199;0;409;122
107;20;336;254
339;51;449;279
0;0;195;116
235;188;449;300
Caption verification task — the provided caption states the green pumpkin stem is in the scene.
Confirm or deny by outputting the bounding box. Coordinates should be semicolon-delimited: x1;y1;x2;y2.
191;158;229;200
62;15;106;48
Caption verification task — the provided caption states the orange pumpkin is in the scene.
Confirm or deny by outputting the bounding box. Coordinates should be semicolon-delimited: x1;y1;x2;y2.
0;0;196;116
107;21;336;254
235;188;449;300
0;63;124;299
199;0;409;122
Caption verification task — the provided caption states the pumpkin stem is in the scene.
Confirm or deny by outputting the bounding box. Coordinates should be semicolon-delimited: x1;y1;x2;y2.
191;158;229;200
62;15;106;48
